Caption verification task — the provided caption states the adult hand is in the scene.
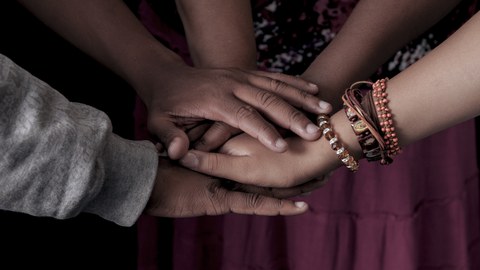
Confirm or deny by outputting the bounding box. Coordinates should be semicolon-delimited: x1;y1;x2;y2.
139;63;332;159
179;133;339;188
223;176;329;199
144;158;310;217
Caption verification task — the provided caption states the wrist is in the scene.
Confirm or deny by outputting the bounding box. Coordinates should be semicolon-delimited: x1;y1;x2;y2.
301;69;350;111
122;42;187;103
302;44;378;112
308;110;363;177
329;110;363;160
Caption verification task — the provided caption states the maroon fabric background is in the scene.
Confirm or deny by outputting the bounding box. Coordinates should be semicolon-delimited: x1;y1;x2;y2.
135;1;480;269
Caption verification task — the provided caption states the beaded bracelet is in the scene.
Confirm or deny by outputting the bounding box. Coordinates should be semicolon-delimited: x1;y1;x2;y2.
371;78;402;161
341;78;401;165
317;114;359;172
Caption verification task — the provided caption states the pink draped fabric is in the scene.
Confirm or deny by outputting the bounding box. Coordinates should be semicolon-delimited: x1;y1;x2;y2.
135;1;480;269
170;123;479;269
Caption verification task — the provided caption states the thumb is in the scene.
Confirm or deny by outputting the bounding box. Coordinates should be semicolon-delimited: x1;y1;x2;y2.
179;150;256;184
149;118;190;160
179;150;275;187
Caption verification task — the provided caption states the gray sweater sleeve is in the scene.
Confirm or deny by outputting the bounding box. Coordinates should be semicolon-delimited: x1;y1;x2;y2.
0;54;158;227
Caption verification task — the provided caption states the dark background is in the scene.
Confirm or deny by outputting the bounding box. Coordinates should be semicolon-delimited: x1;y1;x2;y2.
0;1;478;269
0;1;141;269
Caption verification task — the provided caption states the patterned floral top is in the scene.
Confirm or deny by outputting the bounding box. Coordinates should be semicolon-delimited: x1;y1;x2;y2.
252;0;478;78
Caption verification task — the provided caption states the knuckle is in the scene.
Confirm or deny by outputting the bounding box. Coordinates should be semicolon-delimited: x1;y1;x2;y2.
269;79;289;93
255;91;281;109
273;198;284;210
205;181;228;215
235;105;257;122
245;193;264;208
206;181;224;198
288;109;306;123
299;88;310;100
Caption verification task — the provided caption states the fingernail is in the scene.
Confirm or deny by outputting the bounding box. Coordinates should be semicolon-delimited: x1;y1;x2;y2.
168;137;185;159
319;101;331;112
179;152;199;168
275;138;288;151
306;123;320;134
295;201;307;208
308;83;319;89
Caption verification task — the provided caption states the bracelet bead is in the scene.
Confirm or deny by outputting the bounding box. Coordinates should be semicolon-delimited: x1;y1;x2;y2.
317;114;359;172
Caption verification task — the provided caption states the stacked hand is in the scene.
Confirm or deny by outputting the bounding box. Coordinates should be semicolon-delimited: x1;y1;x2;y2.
145;158;317;217
179;133;335;188
137;62;332;159
137;62;334;218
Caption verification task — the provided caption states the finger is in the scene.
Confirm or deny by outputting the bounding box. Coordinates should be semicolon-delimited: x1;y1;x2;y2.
154;143;169;157
186;123;212;143
248;71;332;114
233;88;321;140
252;70;319;95
149;118;190;160
225;191;309;216
194;122;241;152
217;101;288;152
269;176;328;198
179;150;272;186
203;180;308;216
224;175;328;199
154;142;164;152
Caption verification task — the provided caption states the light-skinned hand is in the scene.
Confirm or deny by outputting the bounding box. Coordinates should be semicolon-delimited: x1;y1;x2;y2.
178;133;339;188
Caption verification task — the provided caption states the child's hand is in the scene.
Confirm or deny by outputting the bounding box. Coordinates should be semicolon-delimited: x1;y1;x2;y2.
180;133;336;188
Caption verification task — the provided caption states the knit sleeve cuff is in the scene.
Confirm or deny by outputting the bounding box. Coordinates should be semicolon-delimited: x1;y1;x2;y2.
84;134;158;227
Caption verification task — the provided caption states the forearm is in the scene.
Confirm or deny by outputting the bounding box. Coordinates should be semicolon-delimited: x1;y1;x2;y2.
384;12;480;146
0;54;158;226
175;0;257;68
303;0;462;109
311;12;480;176
17;0;185;96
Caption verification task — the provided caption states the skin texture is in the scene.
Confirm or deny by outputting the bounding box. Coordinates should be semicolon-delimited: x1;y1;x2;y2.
175;0;258;69
144;158;310;217
170;0;465;187
179;11;480;188
17;0;331;160
302;0;462;109
13;0;329;217
176;0;271;152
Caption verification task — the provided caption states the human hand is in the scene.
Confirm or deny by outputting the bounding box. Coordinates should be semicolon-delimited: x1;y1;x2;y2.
144;158;311;217
178;133;339;188
224;176;329;199
138;63;332;159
